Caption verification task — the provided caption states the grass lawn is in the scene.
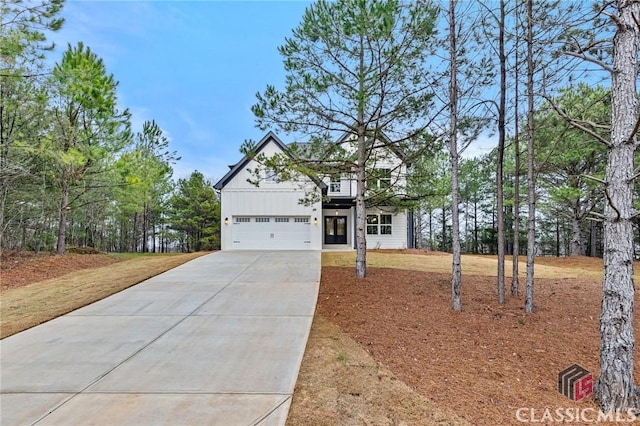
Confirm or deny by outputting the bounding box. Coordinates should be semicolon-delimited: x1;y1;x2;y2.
0;252;207;338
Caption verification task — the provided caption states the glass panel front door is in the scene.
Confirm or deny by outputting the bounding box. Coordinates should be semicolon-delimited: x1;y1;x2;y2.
324;216;347;244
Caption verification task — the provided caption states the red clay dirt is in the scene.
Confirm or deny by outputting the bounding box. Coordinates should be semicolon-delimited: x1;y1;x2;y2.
1;251;122;291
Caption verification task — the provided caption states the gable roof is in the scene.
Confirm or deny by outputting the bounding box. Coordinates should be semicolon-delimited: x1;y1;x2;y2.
214;132;287;190
215;129;408;191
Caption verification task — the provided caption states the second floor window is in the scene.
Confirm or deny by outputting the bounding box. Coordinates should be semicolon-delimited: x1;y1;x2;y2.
368;168;391;190
330;175;341;192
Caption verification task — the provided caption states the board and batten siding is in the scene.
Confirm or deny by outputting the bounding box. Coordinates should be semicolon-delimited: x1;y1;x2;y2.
364;208;408;249
218;138;323;250
222;190;318;217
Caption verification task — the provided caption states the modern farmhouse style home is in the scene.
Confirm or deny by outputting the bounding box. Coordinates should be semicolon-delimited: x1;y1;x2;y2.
214;132;415;250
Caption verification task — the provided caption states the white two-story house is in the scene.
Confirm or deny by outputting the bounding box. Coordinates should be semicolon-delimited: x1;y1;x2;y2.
214;132;415;250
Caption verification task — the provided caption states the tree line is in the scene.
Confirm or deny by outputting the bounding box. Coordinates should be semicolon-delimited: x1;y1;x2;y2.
416;83;640;261
1;0;220;255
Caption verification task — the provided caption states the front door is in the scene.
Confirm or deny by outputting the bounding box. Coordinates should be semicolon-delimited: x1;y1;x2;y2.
325;216;347;244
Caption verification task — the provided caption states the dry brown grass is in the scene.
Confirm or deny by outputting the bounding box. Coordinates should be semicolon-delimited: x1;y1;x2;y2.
322;251;640;281
0;252;207;338
287;315;470;426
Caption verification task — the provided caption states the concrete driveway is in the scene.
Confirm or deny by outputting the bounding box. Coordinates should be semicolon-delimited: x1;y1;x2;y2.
1;251;320;426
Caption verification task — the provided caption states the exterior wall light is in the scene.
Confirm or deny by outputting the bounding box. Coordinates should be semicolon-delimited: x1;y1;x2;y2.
314;217;318;225
224;217;229;225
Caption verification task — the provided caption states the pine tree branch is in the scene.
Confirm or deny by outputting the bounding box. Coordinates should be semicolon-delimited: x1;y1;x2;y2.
562;51;614;73
0;71;52;78
601;6;625;31
583;174;608;185
541;93;611;147
587;211;606;221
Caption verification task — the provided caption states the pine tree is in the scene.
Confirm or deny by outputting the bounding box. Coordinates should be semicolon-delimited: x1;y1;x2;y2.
251;0;440;278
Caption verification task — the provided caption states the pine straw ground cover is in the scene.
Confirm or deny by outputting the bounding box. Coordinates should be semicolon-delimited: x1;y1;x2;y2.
287;252;640;425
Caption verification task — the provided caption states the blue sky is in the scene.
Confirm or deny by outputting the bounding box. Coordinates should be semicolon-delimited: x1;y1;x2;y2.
46;0;498;183
47;0;312;182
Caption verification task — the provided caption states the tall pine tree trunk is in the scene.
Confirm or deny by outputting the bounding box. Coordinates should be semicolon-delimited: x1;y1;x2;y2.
474;200;479;254
496;0;507;304
512;132;520;291
556;217;561;257
132;212;138;253
56;177;69;255
524;0;535;314
595;0;639;412
142;202;149;253
512;6;521;297
428;209;433;250
355;160;367;277
415;209;423;249
570;215;584;256
355;33;367;279
441;204;447;251
465;200;470;253
589;220;597;257
449;0;461;311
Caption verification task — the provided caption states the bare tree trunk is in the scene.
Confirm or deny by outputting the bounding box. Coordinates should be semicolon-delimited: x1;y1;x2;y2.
142;202;149;253
355;34;367;279
415;209;423;249
355;163;366;278
474;200;479;254
595;0;639;412
465;200;470;253
428;209;433;250
524;0;535;314
589;220;597;257
132;212;138;253
449;0;461;312
496;0;507;304
441;204;447;251
512;11;521;297
556;217;561;257
570;215;584;256
56;178;69;255
152;223;156;253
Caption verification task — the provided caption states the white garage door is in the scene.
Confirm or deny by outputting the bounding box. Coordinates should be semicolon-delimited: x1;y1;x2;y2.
232;216;311;249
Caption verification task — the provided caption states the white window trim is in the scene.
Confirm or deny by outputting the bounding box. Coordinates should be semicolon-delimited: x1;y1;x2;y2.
366;213;392;235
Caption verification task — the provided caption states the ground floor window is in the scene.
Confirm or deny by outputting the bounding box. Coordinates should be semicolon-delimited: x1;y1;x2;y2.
366;214;392;235
381;214;392;234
